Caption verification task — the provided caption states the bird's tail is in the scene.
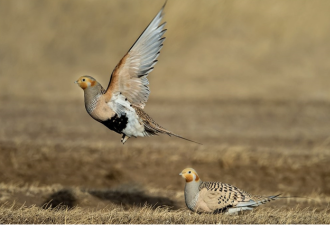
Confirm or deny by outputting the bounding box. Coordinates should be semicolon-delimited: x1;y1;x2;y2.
236;194;281;208
225;194;280;214
132;105;202;145
226;194;309;215
159;127;202;145
144;123;202;145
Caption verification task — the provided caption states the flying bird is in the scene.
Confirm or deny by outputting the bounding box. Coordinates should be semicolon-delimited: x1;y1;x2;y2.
179;168;280;214
75;3;200;144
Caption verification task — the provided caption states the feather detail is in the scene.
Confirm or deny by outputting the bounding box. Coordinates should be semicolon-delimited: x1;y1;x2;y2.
104;3;167;108
236;194;281;207
132;106;202;144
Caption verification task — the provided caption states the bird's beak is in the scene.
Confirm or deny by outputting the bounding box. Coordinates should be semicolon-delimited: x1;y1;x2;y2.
179;172;182;176
74;80;78;84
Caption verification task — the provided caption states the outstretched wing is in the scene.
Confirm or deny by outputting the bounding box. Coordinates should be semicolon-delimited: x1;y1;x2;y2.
104;3;167;108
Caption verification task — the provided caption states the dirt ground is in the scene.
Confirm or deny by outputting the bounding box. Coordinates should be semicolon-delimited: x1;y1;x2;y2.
1;0;330;223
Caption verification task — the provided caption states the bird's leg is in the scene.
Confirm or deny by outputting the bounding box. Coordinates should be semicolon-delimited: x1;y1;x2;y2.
121;134;129;144
121;134;126;143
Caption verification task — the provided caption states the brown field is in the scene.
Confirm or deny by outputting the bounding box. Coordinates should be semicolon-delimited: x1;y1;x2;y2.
1;0;330;223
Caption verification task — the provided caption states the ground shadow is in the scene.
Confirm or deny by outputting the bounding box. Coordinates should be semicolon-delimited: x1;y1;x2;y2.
88;188;179;210
41;189;76;209
40;187;178;210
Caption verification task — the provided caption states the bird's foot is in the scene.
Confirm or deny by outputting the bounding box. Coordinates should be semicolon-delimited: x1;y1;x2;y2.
121;134;129;144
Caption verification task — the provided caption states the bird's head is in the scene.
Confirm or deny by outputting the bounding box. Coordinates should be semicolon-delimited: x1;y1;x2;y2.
75;76;97;90
180;168;200;183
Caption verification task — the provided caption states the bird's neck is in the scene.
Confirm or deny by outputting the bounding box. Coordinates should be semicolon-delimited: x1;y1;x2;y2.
83;84;104;114
184;180;202;210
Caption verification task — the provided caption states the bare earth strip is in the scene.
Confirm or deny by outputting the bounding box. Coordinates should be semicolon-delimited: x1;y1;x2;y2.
0;99;330;223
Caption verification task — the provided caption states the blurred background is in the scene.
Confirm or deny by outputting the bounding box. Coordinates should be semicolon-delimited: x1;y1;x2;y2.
0;0;330;211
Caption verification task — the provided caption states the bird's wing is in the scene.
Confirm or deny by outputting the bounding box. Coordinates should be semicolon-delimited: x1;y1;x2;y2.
104;3;166;108
199;182;253;212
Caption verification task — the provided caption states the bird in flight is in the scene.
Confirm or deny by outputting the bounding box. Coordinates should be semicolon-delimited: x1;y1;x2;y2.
75;3;200;145
180;168;280;214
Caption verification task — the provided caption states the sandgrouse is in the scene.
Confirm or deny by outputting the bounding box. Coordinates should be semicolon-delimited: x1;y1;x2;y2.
180;168;280;214
75;3;199;144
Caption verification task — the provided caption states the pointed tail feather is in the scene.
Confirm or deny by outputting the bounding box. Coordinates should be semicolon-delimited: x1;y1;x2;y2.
236;194;281;208
133;106;202;145
167;132;202;145
146;124;202;145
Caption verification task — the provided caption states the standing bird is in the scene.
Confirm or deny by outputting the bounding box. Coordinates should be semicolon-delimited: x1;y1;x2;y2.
75;3;199;144
179;168;280;214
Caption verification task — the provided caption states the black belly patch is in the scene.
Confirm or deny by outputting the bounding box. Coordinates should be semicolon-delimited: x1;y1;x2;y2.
212;205;233;214
101;114;128;134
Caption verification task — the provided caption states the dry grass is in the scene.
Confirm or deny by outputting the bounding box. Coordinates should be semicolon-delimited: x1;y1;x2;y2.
1;204;330;224
1;0;330;223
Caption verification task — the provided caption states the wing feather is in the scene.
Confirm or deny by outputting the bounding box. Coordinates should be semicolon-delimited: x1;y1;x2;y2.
200;182;280;213
200;182;253;211
104;3;167;108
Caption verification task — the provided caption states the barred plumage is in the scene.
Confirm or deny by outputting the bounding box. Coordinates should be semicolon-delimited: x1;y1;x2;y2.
180;168;281;214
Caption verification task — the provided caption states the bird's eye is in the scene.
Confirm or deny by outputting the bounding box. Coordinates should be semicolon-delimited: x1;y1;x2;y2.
188;171;191;174
82;78;86;82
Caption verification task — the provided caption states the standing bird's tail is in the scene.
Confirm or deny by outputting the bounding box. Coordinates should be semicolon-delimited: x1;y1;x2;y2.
237;194;281;208
226;194;281;214
133;106;202;145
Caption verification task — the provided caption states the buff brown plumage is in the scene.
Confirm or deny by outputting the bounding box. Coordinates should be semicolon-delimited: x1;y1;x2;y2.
75;3;200;145
180;168;280;214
